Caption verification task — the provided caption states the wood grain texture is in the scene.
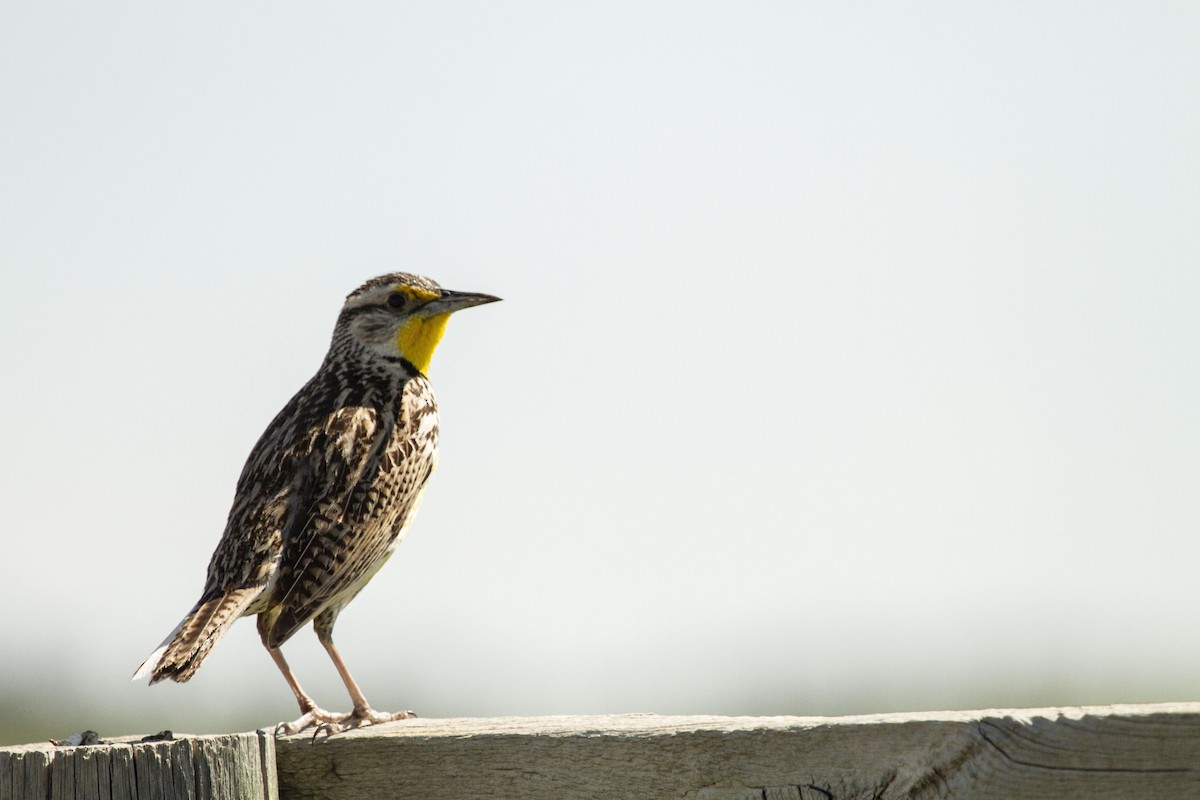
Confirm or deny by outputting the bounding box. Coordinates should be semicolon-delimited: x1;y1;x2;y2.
273;704;1200;800
0;731;277;800
5;705;1197;799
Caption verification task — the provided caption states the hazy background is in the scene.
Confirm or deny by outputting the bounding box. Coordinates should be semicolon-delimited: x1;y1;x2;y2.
2;2;1197;745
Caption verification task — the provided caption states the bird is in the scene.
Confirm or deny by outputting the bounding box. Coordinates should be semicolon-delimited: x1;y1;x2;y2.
133;272;500;735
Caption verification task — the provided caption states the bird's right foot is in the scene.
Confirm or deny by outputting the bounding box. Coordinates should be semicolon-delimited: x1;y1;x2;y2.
311;706;417;739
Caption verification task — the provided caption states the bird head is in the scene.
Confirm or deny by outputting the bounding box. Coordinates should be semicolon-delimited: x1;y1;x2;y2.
337;273;501;374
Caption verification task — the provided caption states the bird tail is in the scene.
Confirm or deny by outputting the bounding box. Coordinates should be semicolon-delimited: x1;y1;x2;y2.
132;588;259;684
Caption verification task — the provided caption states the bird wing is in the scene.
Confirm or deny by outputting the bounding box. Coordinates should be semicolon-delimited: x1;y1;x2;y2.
141;385;381;681
263;403;401;646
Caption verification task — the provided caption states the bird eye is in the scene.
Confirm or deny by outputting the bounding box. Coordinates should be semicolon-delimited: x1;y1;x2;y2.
387;293;407;310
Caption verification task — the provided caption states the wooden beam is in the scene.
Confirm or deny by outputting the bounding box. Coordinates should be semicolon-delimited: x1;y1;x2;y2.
0;731;277;800
4;704;1197;798
273;703;1200;800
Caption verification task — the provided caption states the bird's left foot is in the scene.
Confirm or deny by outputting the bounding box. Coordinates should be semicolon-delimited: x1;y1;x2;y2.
311;707;417;739
275;706;347;736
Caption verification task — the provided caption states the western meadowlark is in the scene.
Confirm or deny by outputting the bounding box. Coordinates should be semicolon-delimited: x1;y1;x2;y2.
133;273;499;735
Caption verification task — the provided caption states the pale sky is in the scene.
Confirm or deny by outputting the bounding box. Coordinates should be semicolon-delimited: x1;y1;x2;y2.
2;3;1198;743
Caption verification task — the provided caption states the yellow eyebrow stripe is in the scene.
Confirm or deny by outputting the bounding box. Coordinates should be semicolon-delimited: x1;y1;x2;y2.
393;284;441;303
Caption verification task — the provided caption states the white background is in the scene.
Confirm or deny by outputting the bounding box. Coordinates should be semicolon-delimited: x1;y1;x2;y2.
2;2;1197;743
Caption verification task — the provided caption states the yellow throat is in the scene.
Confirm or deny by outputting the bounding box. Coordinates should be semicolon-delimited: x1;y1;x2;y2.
396;313;451;374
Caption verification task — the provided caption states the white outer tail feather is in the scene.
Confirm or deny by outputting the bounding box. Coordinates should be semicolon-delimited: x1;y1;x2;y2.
131;618;186;681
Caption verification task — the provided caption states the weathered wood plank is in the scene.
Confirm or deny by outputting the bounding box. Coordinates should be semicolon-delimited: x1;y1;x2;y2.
273;703;1200;800
51;748;75;800
22;750;49;800
108;747;134;800
0;731;276;800
0;749;12;800
75;748;101;800
5;704;1197;798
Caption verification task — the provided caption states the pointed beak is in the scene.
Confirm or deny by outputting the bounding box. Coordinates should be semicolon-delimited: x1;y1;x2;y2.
423;289;502;315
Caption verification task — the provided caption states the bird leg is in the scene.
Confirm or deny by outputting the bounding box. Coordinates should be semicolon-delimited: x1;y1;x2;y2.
259;619;347;735
267;645;352;735
313;627;414;736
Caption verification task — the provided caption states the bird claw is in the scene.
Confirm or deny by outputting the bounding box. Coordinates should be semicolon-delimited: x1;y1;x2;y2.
314;708;418;739
276;707;417;739
274;707;346;737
